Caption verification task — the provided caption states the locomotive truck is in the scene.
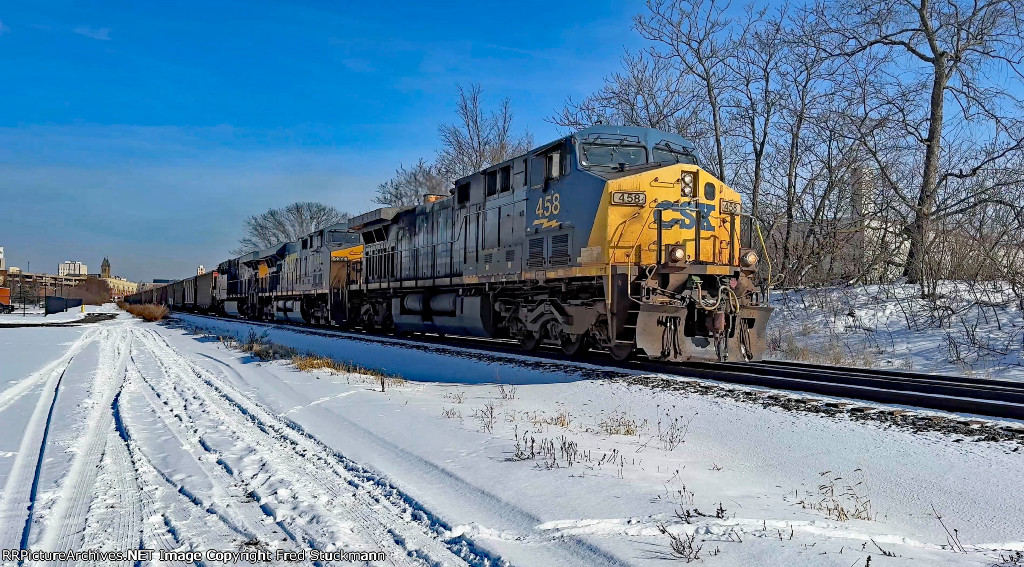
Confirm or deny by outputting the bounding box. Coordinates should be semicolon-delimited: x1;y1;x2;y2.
126;125;773;363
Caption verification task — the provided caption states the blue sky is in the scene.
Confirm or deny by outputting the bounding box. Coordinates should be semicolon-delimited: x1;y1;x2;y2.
0;0;643;280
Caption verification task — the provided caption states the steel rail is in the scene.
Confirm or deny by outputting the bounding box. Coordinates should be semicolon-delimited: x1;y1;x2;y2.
171;312;1024;421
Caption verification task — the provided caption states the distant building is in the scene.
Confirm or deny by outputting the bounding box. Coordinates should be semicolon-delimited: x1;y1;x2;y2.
0;246;5;271
102;276;138;299
197;265;206;276
9;267;21;274
58;261;88;277
100;257;111;279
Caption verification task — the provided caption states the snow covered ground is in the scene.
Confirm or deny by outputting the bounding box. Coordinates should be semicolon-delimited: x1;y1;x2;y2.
0;304;92;326
767;282;1024;381
0;308;1022;566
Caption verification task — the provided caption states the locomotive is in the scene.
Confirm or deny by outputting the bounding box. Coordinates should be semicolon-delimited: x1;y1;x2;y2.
126;125;773;363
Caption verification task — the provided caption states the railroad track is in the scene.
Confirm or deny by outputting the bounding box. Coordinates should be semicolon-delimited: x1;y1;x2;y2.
171;312;1024;421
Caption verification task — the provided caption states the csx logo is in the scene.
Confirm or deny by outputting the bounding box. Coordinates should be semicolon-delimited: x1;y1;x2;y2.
656;202;716;231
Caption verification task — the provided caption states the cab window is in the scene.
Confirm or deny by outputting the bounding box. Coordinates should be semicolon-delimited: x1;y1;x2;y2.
580;143;647;167
652;146;697;165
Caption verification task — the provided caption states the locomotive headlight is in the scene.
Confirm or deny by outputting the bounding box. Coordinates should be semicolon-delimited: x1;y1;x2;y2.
741;250;759;267
680;172;694;197
669;246;687;262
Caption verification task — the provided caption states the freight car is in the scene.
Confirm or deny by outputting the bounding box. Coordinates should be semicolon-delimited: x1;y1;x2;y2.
0;287;12;314
126;125;772;363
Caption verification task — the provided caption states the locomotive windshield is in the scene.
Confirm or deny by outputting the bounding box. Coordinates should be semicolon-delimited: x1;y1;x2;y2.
580;143;648;168
652;143;697;165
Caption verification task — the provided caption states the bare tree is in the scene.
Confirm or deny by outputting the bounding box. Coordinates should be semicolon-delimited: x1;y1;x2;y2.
636;0;737;181
726;4;786;219
436;83;533;180
820;0;1024;285
550;50;697;132
232;202;350;256
374;159;449;207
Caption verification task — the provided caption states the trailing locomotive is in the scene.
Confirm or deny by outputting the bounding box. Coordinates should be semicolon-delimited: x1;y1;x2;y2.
126;125;773;363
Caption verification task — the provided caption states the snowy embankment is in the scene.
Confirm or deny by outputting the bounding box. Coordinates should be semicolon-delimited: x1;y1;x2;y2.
0;308;1021;566
766;282;1024;381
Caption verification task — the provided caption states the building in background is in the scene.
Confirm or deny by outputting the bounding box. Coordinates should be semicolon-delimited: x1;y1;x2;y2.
0;246;5;271
92;257;137;299
58;261;89;277
103;276;138;299
197;265;206;276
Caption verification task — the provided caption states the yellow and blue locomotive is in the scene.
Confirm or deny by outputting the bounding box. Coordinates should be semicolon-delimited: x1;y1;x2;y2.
127;125;772;363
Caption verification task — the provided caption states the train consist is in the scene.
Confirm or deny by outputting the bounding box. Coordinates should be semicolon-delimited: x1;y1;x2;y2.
125;125;773;362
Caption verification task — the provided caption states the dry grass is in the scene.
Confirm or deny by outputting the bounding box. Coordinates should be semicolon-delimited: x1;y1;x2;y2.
219;329;406;387
122;303;169;322
770;334;880;368
598;410;645;436
531;405;573;429
292;355;346;372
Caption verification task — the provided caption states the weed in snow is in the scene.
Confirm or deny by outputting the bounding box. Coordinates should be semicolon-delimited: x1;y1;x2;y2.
531;405;572;430
509;427;626;476
442;390;465;404
799;469;875;522
598;410;646;437
496;383;517;400
474;403;497;433
656;525;703;563
441;407;462;421
656;407;696;451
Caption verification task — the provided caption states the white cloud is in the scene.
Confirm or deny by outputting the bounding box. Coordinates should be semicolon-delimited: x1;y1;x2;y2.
73;25;111;40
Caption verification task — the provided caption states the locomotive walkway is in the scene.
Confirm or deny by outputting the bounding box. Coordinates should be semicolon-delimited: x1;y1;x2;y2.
174;313;1024;422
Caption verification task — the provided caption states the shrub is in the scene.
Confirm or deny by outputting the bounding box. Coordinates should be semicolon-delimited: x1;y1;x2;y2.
123;303;169;322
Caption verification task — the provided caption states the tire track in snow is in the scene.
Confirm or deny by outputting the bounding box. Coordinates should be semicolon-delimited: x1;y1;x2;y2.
111;373;236;566
0;332;91;551
127;338;297;548
39;325;133;554
132;329;419;564
136;327;500;566
79;426;144;565
0;327;97;416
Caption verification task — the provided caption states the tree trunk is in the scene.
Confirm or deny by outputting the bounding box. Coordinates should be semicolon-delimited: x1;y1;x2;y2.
904;62;947;286
708;84;726;182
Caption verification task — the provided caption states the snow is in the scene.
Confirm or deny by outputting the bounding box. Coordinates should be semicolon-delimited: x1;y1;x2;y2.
766;282;1024;381
0;303;106;326
0;307;1021;566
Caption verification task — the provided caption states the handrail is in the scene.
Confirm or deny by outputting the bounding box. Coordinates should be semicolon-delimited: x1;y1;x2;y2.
754;220;773;303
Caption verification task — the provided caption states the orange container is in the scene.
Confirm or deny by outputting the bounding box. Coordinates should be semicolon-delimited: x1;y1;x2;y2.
0;287;10;306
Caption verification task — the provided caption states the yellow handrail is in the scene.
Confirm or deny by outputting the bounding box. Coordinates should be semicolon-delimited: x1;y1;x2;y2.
754;221;773;303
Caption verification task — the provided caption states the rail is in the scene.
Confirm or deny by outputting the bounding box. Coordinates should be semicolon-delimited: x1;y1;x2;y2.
170;312;1024;421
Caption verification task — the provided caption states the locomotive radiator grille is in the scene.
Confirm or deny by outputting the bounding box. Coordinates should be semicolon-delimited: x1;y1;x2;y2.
549;233;571;266
527;237;545;268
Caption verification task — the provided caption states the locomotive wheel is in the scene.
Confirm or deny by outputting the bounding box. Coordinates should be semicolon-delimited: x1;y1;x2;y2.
519;332;540;351
608;342;635;362
560;333;590;357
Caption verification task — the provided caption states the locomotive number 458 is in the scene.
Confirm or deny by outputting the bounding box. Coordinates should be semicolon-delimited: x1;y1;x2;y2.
535;193;561;217
611;191;647;206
